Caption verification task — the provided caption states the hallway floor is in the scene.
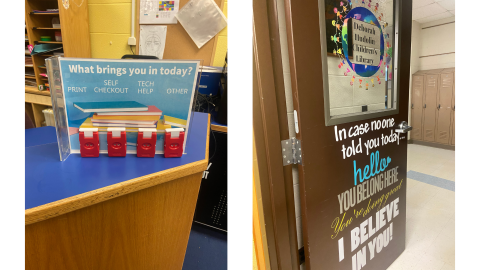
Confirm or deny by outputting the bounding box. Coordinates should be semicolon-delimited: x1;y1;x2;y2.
388;144;455;270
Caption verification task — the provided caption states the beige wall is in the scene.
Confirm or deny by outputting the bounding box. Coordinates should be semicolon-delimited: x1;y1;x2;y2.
408;17;455;136
418;17;455;70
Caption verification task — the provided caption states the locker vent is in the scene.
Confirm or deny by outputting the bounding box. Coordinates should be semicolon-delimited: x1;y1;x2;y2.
442;78;453;88
425;129;434;139
439;131;448;140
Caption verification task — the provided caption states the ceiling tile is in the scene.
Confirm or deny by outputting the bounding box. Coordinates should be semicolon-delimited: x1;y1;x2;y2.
436;0;455;11
415;11;453;24
413;0;435;9
412;3;447;20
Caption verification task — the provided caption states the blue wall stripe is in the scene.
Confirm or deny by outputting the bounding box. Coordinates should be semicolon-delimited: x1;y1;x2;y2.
407;170;455;192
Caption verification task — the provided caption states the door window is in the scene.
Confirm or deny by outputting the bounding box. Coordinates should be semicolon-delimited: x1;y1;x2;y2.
319;0;398;125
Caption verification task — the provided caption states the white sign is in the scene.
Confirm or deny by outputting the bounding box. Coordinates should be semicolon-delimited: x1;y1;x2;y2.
349;19;381;66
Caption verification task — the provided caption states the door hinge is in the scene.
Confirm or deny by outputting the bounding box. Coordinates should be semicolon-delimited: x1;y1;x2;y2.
281;137;302;166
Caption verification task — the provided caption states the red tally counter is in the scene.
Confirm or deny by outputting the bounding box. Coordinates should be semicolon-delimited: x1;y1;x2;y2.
107;128;127;157
79;128;100;157
137;128;157;158
164;128;185;158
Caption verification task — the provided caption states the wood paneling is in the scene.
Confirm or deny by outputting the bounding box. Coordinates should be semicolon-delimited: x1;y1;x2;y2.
26;172;203;270
58;0;91;58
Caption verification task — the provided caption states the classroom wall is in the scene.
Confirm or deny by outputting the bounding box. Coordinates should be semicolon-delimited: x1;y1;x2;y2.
212;0;228;67
88;0;228;65
418;17;455;70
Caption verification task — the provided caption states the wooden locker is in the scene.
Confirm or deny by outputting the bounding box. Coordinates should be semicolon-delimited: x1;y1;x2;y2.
423;74;438;142
435;73;453;144
411;75;424;140
450;73;455;145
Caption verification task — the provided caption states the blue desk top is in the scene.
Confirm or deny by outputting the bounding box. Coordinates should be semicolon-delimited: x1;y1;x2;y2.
25;112;209;210
25;126;57;147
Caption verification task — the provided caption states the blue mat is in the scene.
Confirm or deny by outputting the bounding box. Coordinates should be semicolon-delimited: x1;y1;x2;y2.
407;170;455;191
183;223;227;270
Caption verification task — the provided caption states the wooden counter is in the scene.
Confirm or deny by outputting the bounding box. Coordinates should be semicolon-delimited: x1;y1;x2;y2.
25;113;210;270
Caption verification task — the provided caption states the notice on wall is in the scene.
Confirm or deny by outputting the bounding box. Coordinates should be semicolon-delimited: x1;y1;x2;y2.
175;0;227;48
139;25;167;59
57;58;200;154
140;0;180;24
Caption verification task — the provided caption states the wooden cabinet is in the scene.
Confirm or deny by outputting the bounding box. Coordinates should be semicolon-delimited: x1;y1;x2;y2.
410;69;455;147
25;0;91;127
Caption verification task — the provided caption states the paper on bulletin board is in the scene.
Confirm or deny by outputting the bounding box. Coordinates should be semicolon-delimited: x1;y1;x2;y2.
139;25;167;59
175;0;227;49
140;0;180;24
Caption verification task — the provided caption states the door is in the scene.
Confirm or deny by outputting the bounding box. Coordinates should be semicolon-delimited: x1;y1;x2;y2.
450;73;455;146
411;75;424;140
423;74;438;142
283;0;411;269
435;73;454;144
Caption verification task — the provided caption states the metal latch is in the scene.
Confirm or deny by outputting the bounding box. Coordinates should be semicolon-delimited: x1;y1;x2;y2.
281;137;302;165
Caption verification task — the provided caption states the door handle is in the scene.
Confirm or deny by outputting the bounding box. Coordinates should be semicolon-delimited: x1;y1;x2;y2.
395;121;412;133
411;104;414;109
437;104;441;110
424;104;426;108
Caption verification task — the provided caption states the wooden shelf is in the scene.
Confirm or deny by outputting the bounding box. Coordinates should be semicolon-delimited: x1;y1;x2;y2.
29;12;60;15
25;86;51;97
33;27;61;30
36;41;62;44
25;0;90;128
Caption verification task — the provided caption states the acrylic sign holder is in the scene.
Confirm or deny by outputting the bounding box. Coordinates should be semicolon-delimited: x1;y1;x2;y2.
46;56;203;161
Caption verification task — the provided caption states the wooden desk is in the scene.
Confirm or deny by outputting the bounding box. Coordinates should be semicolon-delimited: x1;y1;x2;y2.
26;113;210;270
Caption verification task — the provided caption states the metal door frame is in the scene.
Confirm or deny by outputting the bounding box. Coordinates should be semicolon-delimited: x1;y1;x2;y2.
253;0;301;268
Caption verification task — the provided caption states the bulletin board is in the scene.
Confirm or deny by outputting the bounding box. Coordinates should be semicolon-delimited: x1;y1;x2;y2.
135;0;224;66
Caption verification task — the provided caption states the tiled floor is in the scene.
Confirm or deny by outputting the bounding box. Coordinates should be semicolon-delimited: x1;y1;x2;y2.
388;144;455;270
